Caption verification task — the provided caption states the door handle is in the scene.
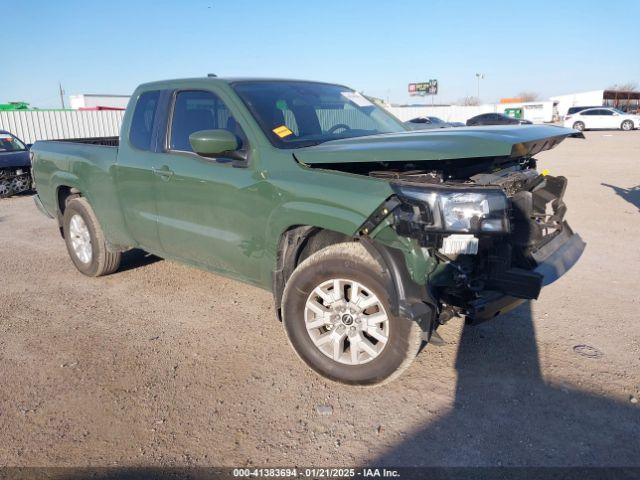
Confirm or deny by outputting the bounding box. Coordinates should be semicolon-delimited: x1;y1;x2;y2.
152;166;174;181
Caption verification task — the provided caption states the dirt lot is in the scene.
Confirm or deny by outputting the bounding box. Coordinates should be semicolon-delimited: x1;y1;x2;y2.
0;131;639;469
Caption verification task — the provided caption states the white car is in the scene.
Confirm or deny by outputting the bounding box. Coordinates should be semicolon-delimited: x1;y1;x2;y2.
564;107;640;132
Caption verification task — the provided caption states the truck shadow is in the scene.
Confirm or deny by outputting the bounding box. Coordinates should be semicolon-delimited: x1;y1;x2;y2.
601;183;640;211
371;302;640;467
118;249;162;273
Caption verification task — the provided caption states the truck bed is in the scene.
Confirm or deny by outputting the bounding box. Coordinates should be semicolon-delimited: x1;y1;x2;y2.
31;138;121;226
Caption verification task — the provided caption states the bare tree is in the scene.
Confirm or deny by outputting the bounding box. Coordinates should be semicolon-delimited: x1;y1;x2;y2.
517;91;540;102
607;82;638;92
458;96;480;106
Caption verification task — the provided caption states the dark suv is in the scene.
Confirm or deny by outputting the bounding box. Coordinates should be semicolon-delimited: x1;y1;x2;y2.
0;130;32;198
466;113;533;126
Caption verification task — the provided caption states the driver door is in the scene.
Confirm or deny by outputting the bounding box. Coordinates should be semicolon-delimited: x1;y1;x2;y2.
152;89;266;283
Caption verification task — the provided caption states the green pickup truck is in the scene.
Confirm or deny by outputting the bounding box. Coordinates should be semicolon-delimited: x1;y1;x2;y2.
31;77;585;385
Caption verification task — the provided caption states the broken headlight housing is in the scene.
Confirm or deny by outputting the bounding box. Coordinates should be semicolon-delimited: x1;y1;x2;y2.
393;186;510;234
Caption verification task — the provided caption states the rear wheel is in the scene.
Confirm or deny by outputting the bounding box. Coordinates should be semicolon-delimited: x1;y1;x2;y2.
572;121;585;131
621;120;634;131
62;197;121;276
282;242;422;386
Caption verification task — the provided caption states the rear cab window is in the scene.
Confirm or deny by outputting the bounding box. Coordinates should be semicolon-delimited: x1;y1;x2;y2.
129;91;161;150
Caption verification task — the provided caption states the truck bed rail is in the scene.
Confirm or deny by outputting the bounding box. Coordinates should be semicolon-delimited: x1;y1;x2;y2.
51;136;119;147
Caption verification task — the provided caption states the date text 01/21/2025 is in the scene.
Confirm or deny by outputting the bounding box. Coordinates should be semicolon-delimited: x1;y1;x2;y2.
232;467;400;477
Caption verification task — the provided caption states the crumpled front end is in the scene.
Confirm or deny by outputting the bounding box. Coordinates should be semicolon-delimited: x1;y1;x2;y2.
369;168;585;325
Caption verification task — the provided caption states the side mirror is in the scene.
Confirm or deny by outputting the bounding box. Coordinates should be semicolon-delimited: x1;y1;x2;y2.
189;129;238;157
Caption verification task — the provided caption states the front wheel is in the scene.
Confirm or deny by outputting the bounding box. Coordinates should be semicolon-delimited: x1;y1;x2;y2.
282;242;422;386
572;121;585;131
621;120;634;131
62;197;121;277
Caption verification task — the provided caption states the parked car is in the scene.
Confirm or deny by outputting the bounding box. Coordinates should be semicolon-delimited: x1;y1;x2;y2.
31;77;584;385
566;106;601;116
0;130;32;198
405;116;452;130
563;107;639;131
466;113;533;126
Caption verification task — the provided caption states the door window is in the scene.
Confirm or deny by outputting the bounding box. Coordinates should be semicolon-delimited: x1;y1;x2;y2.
169;90;247;152
129;90;161;150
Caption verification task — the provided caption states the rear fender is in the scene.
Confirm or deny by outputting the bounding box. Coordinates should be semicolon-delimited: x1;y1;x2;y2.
51;171;133;250
51;171;85;217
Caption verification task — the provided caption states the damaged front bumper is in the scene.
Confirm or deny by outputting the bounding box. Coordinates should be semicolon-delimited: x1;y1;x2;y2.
466;226;585;324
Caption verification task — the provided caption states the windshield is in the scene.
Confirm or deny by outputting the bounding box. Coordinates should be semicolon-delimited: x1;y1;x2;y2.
232;81;406;148
610;108;626;114
0;133;26;152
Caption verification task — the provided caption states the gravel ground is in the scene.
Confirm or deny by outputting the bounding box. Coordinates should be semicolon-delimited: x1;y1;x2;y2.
0;130;638;469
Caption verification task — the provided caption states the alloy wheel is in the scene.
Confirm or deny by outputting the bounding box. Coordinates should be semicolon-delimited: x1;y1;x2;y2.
69;214;93;264
304;278;389;365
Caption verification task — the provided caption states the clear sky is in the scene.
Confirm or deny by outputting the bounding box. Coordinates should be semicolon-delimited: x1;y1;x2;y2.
3;0;639;108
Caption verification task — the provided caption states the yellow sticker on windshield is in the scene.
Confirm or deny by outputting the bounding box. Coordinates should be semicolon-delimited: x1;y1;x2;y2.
272;125;293;138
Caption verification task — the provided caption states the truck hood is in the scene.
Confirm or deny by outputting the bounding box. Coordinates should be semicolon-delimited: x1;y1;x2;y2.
0;150;30;169
294;125;580;165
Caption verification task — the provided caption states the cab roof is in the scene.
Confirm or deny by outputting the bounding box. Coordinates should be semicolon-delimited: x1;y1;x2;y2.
137;77;347;91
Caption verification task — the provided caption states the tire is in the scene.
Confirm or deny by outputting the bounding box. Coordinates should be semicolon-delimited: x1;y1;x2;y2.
621;120;634;131
572;121;585;131
281;242;422;386
62;197;121;277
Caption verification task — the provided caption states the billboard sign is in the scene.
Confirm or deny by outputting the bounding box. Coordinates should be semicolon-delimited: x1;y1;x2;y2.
408;80;438;96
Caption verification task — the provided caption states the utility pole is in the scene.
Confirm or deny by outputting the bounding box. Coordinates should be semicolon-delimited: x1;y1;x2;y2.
59;82;65;109
475;73;484;102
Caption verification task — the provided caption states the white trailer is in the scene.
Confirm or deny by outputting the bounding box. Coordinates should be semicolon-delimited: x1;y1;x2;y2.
496;101;557;123
550;90;605;117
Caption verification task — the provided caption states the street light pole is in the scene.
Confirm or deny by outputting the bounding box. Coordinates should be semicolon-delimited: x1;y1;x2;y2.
59;82;65;109
475;73;484;102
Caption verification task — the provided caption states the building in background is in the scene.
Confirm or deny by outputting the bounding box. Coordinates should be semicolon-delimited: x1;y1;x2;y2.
69;94;129;110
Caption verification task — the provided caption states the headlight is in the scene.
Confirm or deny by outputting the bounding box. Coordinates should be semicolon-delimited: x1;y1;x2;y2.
393;186;509;234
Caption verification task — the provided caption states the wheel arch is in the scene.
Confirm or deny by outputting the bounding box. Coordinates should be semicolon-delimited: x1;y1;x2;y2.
53;173;86;236
272;225;437;338
272;225;351;320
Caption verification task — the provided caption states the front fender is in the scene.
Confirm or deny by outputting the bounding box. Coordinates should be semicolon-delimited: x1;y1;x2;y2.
266;200;366;245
